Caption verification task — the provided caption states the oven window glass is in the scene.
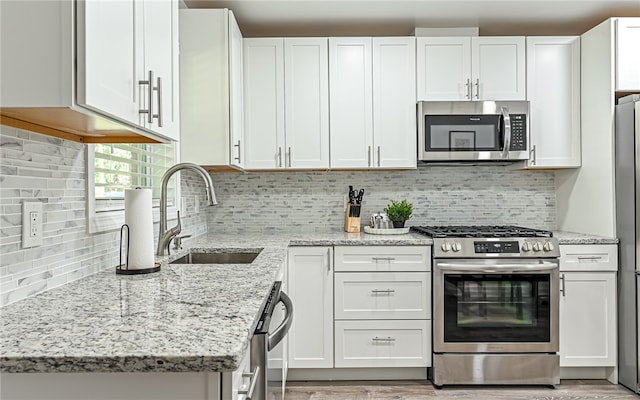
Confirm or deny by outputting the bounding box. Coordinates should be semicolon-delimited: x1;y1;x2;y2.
425;115;501;151
443;274;550;342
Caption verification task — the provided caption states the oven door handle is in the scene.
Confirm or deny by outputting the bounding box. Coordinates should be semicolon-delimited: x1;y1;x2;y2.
268;290;293;351
437;262;557;273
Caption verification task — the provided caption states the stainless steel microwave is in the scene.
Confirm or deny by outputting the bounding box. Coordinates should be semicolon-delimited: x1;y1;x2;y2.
417;100;530;163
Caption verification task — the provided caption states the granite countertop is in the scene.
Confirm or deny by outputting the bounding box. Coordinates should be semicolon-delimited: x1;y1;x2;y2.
0;231;431;374
0;229;615;374
554;231;619;245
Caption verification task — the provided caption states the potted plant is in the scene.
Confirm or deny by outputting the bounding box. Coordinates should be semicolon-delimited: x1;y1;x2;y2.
384;199;413;228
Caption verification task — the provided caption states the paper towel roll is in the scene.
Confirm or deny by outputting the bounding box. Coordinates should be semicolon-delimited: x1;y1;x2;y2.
124;189;155;269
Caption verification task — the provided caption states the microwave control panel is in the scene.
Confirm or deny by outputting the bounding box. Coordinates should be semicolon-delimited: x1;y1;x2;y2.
509;114;527;151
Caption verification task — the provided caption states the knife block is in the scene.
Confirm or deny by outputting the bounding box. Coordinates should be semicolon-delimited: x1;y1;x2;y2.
344;204;361;233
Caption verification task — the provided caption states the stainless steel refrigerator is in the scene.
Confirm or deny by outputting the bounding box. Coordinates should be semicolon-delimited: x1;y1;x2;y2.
616;94;640;394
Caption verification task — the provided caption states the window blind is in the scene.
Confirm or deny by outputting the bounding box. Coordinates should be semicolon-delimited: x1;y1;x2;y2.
93;143;176;212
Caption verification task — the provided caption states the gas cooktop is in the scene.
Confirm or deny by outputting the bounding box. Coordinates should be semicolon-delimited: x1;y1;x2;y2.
411;225;553;239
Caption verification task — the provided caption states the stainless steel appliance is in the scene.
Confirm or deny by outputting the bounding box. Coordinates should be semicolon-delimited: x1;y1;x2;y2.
616;94;640;394
417;100;530;163
246;281;293;400
411;225;560;387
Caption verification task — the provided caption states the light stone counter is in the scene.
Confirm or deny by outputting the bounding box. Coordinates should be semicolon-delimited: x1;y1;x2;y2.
554;231;619;245
0;231;431;374
4;229;614;374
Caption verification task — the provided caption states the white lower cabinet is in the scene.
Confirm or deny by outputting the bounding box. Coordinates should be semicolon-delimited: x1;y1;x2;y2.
334;272;430;320
559;245;617;369
287;246;334;368
335;320;430;368
333;245;432;369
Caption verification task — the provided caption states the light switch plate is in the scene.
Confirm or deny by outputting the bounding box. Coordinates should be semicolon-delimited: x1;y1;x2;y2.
22;202;43;248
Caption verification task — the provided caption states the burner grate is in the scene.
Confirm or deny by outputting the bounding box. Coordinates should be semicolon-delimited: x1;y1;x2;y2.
411;225;553;238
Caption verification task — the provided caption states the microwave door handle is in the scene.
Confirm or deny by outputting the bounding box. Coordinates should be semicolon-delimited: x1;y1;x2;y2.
501;106;511;158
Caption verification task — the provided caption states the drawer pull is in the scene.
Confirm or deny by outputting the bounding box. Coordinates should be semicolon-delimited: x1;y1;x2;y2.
371;257;396;262
577;256;603;262
238;366;260;399
371;289;395;295
372;336;396;343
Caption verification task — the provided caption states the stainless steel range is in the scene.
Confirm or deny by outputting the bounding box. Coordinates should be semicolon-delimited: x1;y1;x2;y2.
411;225;561;388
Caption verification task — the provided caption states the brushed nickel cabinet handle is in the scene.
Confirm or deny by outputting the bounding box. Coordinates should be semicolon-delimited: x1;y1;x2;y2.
139;70;154;124
278;147;282;167
377;146;381;167
234;140;241;163
474;78;480;99
368;146;372;167
372;337;396;343
465;78;471;99
371;289;395;294
288;147;292;168
154;76;163;127
560;273;566;297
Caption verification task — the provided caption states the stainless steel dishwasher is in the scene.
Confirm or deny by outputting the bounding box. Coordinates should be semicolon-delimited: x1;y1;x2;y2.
240;281;293;400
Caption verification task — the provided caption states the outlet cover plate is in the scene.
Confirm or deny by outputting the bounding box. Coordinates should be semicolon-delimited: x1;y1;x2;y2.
22;202;43;248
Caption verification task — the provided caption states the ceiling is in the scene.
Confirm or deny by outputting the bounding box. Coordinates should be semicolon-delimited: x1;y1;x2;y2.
183;0;640;37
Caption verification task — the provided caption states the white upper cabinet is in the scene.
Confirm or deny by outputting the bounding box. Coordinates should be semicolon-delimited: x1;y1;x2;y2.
228;14;245;169
616;18;640;91
329;38;374;168
524;36;581;169
372;37;417;168
285;38;330;169
330;37;416;169
243;38;329;170
417;37;471;100
243;38;286;169
78;0;139;127
0;0;179;143
137;0;180;140
417;36;525;101
179;9;244;167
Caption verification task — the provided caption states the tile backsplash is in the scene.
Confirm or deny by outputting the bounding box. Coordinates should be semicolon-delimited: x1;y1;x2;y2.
0;125;556;305
206;168;556;233
0;126;208;306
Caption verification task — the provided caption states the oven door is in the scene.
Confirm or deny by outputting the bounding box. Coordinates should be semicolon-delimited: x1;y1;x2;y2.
433;259;559;353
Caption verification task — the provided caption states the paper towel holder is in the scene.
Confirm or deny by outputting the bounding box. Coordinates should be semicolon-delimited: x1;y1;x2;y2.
116;224;160;275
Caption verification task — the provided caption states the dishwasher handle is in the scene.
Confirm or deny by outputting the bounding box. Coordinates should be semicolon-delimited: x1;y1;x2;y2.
268;290;293;351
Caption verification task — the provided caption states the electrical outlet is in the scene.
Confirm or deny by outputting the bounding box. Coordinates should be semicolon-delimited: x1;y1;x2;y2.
22;202;43;248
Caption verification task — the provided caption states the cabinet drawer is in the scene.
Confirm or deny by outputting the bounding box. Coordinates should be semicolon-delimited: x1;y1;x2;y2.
335;272;430;320
334;320;431;368
334;246;430;272
559;245;618;271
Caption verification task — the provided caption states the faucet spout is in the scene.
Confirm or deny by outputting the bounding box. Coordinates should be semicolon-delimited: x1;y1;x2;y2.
156;163;217;256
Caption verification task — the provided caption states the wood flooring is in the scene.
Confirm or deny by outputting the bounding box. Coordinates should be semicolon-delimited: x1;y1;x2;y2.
281;380;639;400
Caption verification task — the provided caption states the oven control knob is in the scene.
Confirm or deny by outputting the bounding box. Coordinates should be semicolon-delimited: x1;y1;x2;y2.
532;242;543;252
521;242;531;252
441;242;452;252
452;242;462;252
543;241;555;252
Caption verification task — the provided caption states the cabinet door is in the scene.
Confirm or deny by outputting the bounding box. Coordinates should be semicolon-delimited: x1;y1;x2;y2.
525;36;581;169
373;37;417;169
334;272;430;320
616;18;640;91
287;247;333;368
179;9;230;165
141;0;179;141
78;0;140;126
559;272;617;367
335;320;431;368
228;11;244;168
243;38;285;169
329;38;373;169
472;37;526;100
284;38;330;169
416;37;471;101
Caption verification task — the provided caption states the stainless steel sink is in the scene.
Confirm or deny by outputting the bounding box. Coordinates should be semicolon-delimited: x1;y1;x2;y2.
170;251;260;265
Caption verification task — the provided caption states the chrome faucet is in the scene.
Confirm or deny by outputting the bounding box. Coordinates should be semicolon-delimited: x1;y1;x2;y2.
156;163;217;256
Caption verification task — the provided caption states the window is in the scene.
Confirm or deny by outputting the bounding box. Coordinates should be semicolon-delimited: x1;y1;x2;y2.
87;143;178;233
